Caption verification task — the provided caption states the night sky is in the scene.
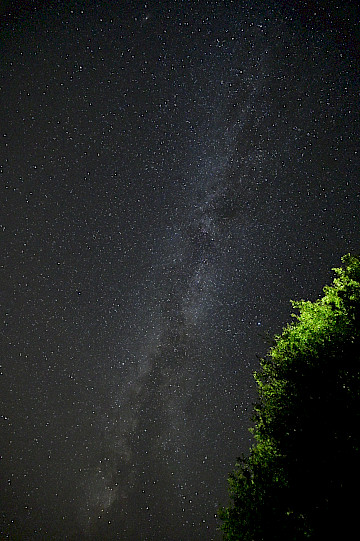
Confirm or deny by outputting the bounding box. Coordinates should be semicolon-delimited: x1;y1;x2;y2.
1;1;359;539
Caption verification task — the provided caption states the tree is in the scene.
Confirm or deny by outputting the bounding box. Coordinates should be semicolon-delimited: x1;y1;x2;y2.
219;254;360;540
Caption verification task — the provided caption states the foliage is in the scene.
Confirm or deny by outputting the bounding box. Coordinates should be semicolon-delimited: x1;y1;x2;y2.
219;254;360;540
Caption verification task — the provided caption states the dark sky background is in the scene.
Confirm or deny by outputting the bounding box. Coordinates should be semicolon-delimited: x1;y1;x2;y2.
1;1;359;539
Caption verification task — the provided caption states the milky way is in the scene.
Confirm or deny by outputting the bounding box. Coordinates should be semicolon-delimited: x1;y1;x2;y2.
1;1;359;540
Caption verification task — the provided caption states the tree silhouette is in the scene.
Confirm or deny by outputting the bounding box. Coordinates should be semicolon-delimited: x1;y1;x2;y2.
219;254;360;540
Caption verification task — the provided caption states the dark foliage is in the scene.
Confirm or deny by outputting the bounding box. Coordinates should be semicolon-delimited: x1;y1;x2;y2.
219;254;360;540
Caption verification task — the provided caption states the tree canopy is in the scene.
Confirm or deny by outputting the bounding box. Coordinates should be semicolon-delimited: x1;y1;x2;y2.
219;254;360;540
